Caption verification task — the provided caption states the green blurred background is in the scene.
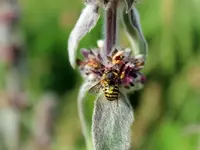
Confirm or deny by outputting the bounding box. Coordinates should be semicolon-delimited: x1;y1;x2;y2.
0;0;200;150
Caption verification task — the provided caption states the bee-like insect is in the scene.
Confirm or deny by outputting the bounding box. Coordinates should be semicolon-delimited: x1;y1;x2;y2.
89;69;120;101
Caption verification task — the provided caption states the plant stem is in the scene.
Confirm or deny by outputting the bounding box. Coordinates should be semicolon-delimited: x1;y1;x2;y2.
104;0;118;55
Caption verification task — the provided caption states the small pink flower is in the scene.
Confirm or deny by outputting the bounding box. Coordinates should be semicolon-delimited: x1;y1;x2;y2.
77;44;145;93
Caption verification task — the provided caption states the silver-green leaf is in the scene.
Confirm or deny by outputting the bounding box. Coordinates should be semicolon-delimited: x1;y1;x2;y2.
68;4;100;68
122;7;148;57
92;94;134;150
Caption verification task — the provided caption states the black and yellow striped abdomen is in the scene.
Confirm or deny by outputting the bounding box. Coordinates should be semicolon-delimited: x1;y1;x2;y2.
103;85;119;101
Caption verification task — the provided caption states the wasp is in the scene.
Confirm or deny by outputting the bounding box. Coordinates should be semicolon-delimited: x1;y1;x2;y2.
89;68;120;101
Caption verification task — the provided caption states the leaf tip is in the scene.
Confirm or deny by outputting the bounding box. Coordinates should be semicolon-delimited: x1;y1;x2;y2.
68;39;76;69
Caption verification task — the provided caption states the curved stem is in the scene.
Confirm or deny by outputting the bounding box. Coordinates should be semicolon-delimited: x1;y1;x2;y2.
78;82;93;150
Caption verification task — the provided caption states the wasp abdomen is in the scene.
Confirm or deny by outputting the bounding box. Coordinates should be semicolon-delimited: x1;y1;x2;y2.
104;86;119;101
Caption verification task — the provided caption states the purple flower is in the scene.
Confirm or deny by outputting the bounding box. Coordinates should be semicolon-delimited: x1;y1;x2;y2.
77;45;145;93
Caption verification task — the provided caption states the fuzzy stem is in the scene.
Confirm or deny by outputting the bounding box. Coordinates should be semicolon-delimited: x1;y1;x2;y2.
104;0;118;55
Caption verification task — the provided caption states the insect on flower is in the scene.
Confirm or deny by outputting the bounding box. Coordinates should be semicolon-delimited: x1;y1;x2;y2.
67;0;148;149
89;68;120;101
77;43;146;103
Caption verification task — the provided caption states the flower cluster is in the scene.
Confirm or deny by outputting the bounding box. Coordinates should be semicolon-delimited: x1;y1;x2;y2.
77;42;146;94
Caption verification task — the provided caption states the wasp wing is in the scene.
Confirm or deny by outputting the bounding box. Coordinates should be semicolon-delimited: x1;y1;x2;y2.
88;82;101;94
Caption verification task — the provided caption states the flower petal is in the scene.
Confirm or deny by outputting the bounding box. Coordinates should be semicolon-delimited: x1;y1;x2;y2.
121;7;148;57
92;94;134;150
68;4;100;68
78;82;94;150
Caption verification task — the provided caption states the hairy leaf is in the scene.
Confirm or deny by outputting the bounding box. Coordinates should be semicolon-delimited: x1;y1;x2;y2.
68;4;100;68
92;94;134;150
122;7;148;57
